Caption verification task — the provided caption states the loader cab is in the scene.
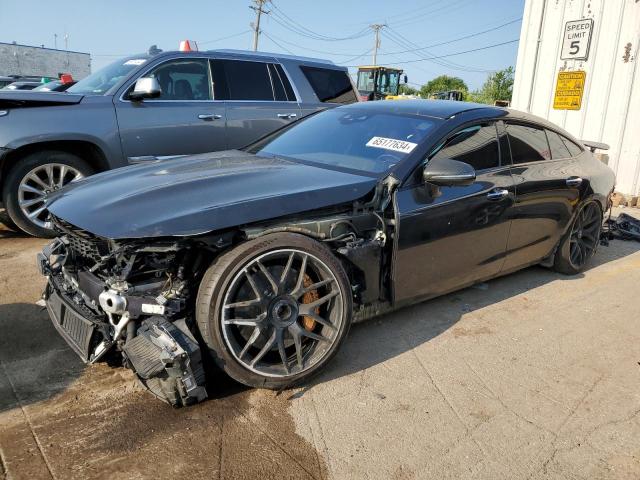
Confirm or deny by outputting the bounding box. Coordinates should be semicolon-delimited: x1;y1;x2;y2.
356;66;405;101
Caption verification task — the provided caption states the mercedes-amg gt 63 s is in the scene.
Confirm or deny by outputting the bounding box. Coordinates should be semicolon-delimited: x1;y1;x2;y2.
38;100;615;406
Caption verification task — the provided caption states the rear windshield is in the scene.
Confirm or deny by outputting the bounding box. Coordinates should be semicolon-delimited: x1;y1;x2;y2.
68;56;149;95
300;66;357;104
254;108;437;174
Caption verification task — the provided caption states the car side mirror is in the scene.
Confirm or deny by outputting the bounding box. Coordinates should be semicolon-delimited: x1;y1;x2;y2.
423;157;476;186
129;77;161;101
403;74;408;84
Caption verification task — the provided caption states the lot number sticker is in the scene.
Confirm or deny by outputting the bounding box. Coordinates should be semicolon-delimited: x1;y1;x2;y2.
553;71;586;110
366;137;418;154
561;19;594;60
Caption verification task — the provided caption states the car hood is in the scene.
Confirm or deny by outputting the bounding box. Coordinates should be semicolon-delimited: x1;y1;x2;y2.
0;91;84;108
47;151;378;239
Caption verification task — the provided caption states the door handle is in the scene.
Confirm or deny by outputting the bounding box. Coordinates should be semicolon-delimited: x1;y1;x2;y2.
277;113;297;119
486;188;509;201
198;114;222;121
566;177;583;187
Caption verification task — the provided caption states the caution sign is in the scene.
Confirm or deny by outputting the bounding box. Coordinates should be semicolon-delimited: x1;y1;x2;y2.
553;71;586;110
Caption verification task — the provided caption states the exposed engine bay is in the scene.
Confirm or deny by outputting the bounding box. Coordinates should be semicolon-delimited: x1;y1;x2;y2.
38;192;394;406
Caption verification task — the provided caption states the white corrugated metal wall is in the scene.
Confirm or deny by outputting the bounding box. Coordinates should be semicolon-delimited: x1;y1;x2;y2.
512;0;640;196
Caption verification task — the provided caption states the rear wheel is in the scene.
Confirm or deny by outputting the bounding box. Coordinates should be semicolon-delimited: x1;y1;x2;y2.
554;201;602;275
196;233;352;389
2;151;92;237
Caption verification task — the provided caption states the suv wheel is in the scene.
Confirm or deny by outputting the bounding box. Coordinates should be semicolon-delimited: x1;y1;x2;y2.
2;150;93;237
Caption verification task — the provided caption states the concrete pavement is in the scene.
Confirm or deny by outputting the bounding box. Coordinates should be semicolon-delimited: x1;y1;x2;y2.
1;210;639;479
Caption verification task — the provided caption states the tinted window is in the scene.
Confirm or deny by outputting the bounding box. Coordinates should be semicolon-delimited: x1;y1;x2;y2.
254;109;437;174
139;59;211;100
431;123;500;171
562;136;583;157
546;129;572;159
506;124;551;164
268;64;287;101
300;66;357;104
222;60;273;101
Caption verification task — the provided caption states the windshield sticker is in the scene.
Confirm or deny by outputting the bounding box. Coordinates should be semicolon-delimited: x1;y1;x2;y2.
366;136;418;154
124;59;147;66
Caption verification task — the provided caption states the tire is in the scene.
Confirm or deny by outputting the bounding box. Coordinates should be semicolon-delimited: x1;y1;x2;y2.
553;201;603;275
2;150;93;237
196;233;352;389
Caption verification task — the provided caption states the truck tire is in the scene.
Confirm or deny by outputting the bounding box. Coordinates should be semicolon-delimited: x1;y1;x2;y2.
196;233;352;389
2;150;93;237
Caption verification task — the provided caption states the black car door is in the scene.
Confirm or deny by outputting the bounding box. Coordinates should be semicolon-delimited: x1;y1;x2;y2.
394;121;515;303
500;123;583;272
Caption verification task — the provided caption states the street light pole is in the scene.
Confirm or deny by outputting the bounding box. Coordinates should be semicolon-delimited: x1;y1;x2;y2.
250;0;269;52
371;24;385;65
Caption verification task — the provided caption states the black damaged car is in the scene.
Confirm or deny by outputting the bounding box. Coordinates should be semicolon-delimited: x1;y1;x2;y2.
38;100;615;406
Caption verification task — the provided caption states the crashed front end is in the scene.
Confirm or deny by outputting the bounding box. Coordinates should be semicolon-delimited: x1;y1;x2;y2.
37;216;215;406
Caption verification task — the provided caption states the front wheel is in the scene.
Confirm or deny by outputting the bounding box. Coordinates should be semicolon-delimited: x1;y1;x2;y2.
196;233;352;389
2;150;93;237
553;201;602;275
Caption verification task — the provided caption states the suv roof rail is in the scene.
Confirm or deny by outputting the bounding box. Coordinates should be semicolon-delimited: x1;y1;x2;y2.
209;49;336;66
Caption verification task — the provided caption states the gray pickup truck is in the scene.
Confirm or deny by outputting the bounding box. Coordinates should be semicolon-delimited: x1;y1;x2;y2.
0;49;358;236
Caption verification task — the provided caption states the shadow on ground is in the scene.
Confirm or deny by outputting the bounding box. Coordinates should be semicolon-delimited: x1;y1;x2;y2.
303;238;640;393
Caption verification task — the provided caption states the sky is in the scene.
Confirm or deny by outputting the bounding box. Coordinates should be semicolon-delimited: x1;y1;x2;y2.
0;0;525;90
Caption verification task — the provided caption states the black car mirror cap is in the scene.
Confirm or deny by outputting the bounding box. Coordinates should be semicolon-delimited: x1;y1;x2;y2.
129;77;162;101
423;157;476;187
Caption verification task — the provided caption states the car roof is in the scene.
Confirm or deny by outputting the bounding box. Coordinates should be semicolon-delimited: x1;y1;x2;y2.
340;99;504;119
210;49;337;66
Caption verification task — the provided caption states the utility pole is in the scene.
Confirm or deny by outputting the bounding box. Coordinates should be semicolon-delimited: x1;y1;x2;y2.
250;0;269;52
371;24;385;65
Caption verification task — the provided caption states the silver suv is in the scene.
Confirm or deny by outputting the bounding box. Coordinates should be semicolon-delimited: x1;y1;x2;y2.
0;48;358;236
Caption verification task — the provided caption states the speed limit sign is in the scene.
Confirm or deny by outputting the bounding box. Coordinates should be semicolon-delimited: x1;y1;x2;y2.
561;19;594;60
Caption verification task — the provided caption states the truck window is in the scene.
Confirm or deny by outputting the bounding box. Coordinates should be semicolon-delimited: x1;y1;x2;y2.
299;66;357;104
221;60;274;101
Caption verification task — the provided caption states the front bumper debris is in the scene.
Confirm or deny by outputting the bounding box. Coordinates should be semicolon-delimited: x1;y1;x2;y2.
38;238;209;406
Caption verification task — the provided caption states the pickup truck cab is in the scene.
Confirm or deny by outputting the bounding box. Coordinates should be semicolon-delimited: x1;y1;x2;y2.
0;48;359;236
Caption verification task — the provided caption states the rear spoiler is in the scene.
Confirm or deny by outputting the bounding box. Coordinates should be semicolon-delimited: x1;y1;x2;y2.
581;140;610;152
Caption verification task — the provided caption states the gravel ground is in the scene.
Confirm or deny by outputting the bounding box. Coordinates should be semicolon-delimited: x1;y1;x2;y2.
0;208;639;480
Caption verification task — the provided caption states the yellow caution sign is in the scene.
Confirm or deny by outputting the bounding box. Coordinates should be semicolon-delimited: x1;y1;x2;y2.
553;71;586;110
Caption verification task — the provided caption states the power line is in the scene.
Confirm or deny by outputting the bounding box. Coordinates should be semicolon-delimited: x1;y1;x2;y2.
200;30;252;46
261;31;295;54
379;18;521;56
345;39;519;67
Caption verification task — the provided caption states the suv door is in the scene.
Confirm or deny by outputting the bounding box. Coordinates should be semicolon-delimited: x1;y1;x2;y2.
215;59;301;148
501;123;583;271
115;57;227;163
394;122;515;303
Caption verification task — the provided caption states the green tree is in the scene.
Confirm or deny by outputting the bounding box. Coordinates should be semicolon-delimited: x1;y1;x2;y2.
474;67;515;104
419;75;468;98
399;84;418;95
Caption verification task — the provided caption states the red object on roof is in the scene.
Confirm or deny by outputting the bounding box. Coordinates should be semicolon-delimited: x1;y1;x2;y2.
179;40;198;52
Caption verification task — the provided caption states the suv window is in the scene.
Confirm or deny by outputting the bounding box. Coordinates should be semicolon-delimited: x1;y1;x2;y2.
300;66;357;104
140;59;211;100
221;60;274;101
506;123;551;164
431;123;500;171
546;129;572;159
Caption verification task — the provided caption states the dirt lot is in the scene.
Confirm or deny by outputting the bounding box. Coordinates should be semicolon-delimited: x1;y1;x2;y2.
1;209;639;480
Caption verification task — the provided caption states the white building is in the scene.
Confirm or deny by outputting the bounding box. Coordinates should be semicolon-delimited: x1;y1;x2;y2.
0;42;91;80
512;0;640;196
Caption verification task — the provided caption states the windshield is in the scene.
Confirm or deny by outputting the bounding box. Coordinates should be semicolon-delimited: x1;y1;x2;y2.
253;109;437;174
67;56;149;95
356;69;401;95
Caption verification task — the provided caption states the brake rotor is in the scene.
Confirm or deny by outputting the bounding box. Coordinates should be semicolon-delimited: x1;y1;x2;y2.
301;274;319;331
